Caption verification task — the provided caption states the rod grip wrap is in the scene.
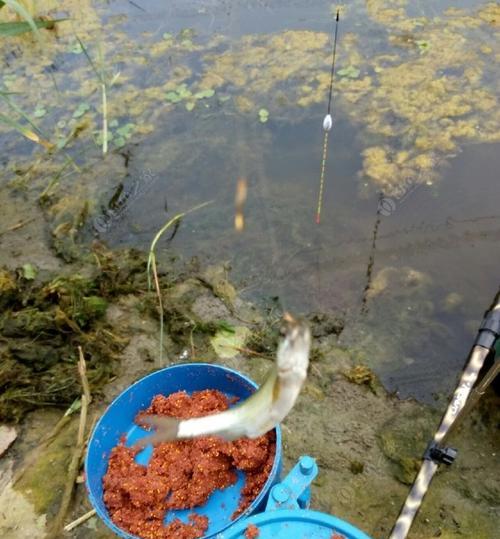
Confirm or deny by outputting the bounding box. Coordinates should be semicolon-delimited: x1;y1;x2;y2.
476;304;500;349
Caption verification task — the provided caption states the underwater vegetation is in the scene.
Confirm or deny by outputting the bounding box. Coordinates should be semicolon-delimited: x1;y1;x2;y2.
197;2;500;196
0;0;498;230
0;1;498;401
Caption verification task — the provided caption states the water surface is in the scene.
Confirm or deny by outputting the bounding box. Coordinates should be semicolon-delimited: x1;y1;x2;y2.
1;0;499;402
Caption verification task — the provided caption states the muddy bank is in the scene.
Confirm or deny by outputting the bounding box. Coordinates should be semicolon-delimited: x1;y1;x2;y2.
0;240;498;539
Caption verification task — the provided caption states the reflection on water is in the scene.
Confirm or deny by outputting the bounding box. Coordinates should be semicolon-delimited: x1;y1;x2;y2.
1;0;499;401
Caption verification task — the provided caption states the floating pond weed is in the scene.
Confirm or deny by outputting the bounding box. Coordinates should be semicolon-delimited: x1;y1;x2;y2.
190;4;500;194
258;108;269;123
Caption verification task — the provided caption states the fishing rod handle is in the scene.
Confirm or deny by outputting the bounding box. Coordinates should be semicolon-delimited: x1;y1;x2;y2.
388;460;438;539
434;345;489;445
476;289;500;349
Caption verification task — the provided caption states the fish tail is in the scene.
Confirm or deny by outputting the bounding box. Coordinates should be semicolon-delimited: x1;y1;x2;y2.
133;415;181;448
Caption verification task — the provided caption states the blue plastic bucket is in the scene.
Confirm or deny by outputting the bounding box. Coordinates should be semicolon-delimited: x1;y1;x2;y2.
85;363;282;539
220;509;373;539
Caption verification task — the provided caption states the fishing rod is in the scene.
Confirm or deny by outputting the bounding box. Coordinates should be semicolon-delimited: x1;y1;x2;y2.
315;9;340;225
389;288;500;539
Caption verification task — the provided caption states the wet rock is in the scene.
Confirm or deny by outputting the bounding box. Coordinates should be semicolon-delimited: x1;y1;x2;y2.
303;382;326;400
0;483;47;539
318;346;352;375
199;265;237;311
15;417;78;515
237;357;272;384
191;292;232;323
103;332;159;400
210;326;251;359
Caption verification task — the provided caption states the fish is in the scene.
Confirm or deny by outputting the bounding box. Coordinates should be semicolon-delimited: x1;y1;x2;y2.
134;313;311;447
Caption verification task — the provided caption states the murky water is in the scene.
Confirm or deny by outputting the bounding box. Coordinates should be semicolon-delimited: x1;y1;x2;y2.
1;0;499;402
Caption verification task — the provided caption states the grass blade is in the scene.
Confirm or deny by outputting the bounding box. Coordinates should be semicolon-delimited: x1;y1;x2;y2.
0;91;43;135
76;36;109;154
75;36;105;85
0;18;67;38
101;82;107;154
147;201;214;364
2;0;41;38
0;112;52;149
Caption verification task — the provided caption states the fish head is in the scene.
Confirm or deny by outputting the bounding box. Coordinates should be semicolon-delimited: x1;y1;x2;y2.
278;312;311;371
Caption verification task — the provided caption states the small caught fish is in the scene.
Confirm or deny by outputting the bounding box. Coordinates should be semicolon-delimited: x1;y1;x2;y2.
134;313;311;447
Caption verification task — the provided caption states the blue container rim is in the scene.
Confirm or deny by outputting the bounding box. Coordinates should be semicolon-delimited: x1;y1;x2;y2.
221;509;373;539
85;362;283;539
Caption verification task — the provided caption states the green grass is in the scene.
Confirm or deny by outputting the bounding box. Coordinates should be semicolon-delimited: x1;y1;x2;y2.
0;90;53;149
147;201;214;364
0;18;66;37
0;1;67;47
75;37;121;155
0;1;40;36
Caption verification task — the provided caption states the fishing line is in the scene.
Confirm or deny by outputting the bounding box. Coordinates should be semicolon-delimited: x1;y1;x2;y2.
315;9;340;225
224;2;290;315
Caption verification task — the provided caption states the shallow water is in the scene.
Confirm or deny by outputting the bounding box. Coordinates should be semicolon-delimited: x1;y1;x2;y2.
1;0;499;402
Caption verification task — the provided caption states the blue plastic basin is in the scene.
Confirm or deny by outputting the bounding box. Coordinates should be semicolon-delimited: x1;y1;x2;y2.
85;363;282;539
220;509;373;539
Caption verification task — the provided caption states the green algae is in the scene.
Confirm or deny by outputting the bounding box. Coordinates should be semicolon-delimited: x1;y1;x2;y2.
378;406;438;484
192;3;500;195
0;5;497;536
0;244;497;538
15;417;79;515
344;365;381;395
0;267;17;307
0;246;154;421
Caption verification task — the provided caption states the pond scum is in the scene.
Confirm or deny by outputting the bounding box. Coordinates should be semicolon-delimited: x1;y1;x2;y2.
0;1;498;226
0;246;142;421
